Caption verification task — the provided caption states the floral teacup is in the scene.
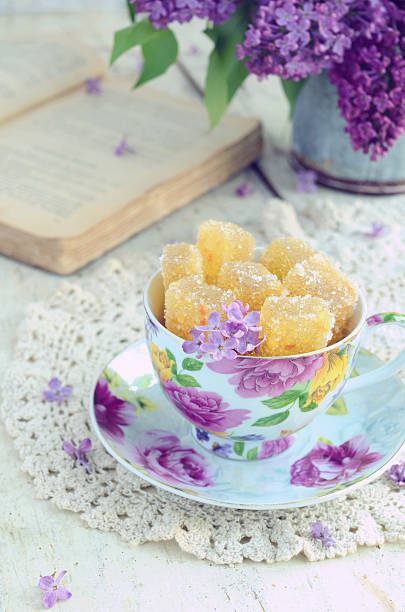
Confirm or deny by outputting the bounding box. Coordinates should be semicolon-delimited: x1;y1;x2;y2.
144;270;405;461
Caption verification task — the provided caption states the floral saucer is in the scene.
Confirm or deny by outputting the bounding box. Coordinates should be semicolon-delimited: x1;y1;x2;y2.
89;339;405;510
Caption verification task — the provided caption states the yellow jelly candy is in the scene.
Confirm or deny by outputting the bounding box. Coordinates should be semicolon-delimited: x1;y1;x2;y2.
197;220;255;284
261;237;317;280
161;242;204;291
164;275;234;339
217;261;283;311
284;253;357;341
259;295;334;356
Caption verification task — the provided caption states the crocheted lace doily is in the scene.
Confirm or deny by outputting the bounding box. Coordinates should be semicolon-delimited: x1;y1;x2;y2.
1;198;404;565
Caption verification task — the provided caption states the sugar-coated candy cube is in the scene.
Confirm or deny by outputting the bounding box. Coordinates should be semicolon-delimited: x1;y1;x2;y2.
164;275;234;339
197;220;255;284
259;295;334;356
284;253;357;341
160;242;204;290
217;261;283;311
261;237;317;280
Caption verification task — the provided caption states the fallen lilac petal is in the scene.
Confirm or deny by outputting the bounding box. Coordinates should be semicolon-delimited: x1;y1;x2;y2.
78;438;92;453
48;378;61;390
38;576;54;591
235;181;254;197
363;221;386;238
85;77;102;94
62;441;76;456
296;170;317;193
43;390;56;402
115;136;135;156
43;591;58;609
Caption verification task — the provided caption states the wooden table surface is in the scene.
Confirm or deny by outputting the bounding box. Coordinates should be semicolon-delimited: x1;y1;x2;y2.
0;8;404;612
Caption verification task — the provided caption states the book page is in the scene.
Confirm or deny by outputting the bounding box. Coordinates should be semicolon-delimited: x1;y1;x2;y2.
0;35;106;122
0;79;257;238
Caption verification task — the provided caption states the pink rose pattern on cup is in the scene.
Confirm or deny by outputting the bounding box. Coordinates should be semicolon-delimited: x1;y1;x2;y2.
207;355;324;399
162;379;249;431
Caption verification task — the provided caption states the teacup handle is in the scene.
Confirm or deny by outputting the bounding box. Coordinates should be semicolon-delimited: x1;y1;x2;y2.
344;313;405;393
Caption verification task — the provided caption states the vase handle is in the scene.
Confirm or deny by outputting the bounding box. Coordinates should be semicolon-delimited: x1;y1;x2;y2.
344;313;405;393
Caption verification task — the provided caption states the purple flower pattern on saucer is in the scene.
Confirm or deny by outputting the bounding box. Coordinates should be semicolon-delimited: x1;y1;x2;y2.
94;378;136;442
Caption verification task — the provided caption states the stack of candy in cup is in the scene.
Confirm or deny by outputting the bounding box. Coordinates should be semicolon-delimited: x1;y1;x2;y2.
161;220;357;359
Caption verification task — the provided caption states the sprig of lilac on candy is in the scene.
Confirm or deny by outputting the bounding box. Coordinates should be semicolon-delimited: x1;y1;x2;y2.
182;300;264;361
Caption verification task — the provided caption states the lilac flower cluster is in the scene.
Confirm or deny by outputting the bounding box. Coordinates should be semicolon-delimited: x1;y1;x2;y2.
236;1;353;81
130;0;240;29
329;1;405;159
182;300;264;361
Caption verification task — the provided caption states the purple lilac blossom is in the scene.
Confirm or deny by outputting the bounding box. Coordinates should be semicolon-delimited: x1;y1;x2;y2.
182;301;264;360
201;331;239;360
162;379;250;431
290;434;383;487
258;435;295;459
235;181;254;197
310;521;335;547
125;429;215;487
363;221;387;238
236;0;354;82
85;77;102;94
386;461;405;486
38;571;72;609
296;169;318;193
130;0;241;28
43;378;72;405
329;1;405;159
182;328;206;355
94;378;136;442
62;438;92;473
208;354;324;398
114;135;135;156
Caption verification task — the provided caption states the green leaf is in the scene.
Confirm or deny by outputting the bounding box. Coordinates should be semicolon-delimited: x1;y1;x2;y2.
132;374;153;390
136;28;178;88
126;0;136;22
203;2;252;126
261;390;301;410
246;447;258;460
300;401;318;412
280;78;306;117
317;436;334;446
252;410;290;427
173;374;201;388
110;20;157;65
299;392;309;409
182;358;204;372
204;49;228;128
233;441;244;457
165;349;177;375
383;313;397;322
135;396;157;411
325;397;347;416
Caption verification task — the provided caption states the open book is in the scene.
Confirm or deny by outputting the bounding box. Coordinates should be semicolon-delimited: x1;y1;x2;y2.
0;36;262;274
